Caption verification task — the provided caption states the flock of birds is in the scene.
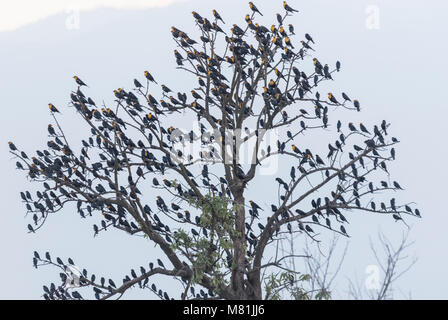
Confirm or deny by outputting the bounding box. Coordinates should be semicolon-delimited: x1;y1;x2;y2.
7;2;420;300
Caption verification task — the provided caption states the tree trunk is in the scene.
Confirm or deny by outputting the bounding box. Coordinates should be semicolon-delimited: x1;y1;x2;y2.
232;191;247;298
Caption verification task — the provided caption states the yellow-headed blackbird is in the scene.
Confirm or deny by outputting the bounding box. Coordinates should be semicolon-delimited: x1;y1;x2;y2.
113;89;123;99
147;94;158;105
198;77;206;87
92;109;101;120
8;141;17;151
160;99;170;109
171;26;181;38
279;26;287;36
73;75;87;87
283;1;299;13
146;113;156;122
244;81;254;92
196;64;206;73
185;36;197;45
174;50;183;61
313;58;322;69
192;100;202;109
285;36;294;48
144;71;157;84
270;24;277;33
213;9;225;24
245;14;251;22
249;2;263;16
169;96;180;105
301;40;314;51
192;11;202;20
328;93;339;104
249;200;263;211
48;103;60;113
274;68;285;79
268;79;276;88
212;22;224;33
292;144;300;154
161;85;172;93
272;36;283;48
191;90;202;100
232;24;244;36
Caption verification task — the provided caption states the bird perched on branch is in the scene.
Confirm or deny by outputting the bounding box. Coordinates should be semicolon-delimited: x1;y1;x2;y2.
305;33;314;44
213;9;225;23
48;103;60;113
144;71;158;84
283;1;299;13
328;93;339;104
249;2;263;16
134;79;143;88
73;76;87;87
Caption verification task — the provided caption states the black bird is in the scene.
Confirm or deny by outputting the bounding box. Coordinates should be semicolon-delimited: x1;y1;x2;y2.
337;120;342;132
157;259;165;268
144;71;157;84
48;103;60;113
348;122;357;132
73;76;87;87
342;92;351;102
249;200;263;212
283;1;299;13
276;13;283;25
290;166;296;181
161;85;172;93
305;33;314;44
192;11;202;20
288;24;295;34
249;2;263;16
301;40;314;51
353;99;360;111
8;141;17;151
305;225;314;233
393;181;403;190
134;79;143;88
213;9;225;23
359;123;370;134
328;93;339;104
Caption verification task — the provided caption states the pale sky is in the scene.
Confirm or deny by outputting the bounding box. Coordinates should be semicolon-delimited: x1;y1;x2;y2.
0;0;185;32
1;0;447;299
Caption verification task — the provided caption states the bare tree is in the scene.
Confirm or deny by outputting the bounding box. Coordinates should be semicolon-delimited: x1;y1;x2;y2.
348;230;417;300
9;2;420;300
302;236;348;299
